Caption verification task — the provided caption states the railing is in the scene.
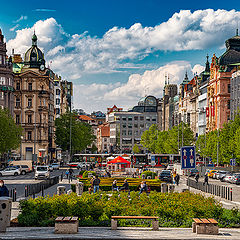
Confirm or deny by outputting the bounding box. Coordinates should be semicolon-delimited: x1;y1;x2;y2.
187;178;232;201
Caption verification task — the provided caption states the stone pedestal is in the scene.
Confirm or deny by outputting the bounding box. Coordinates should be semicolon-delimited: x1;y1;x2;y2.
57;186;66;195
196;224;206;234
0;197;12;232
111;219;118;230
205;224;219;235
152;220;159;230
192;222;196;233
76;182;84;196
161;183;168;193
55;220;79;234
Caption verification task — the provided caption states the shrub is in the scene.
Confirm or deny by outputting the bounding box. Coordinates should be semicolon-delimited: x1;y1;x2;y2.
141;171;157;178
82;171;96;178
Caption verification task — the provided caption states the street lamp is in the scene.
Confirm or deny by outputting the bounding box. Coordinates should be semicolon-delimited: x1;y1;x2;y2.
20;136;24;161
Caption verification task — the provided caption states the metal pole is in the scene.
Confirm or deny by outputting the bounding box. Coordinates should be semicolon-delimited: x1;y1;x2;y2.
217;129;219;167
69;100;72;162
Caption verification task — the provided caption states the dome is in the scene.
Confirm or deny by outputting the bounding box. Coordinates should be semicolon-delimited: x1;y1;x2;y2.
24;33;45;68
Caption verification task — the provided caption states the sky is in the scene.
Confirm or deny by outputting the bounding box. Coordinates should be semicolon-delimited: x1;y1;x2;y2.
1;0;240;113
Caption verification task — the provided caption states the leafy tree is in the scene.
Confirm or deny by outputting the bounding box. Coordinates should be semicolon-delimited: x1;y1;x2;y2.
132;144;140;154
55;112;95;154
0;109;22;156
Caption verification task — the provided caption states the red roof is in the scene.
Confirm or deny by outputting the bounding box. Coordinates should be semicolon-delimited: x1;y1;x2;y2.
78;115;94;121
107;156;131;164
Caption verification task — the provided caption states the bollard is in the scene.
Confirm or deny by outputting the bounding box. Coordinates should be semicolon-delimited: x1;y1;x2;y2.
41;185;44;197
230;188;232;201
161;183;168;193
57;186;66;195
0;197;11;232
76;182;84;196
24;185;27;197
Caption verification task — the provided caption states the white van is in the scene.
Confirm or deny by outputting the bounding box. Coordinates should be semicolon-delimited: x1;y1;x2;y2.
35;166;50;180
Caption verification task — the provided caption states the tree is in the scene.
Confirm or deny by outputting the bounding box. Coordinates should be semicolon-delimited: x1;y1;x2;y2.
0;109;22;156
132;144;140;154
55;112;95;154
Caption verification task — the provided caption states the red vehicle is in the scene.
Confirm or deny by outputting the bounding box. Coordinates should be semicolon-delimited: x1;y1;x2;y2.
67;162;80;167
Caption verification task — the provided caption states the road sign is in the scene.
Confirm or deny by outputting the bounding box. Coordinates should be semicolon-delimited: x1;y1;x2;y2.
151;155;155;166
230;159;236;166
181;146;196;169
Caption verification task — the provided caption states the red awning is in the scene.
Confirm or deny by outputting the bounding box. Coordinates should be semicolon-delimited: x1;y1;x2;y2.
107;156;131;165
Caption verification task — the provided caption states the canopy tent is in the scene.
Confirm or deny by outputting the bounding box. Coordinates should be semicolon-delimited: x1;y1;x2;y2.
107;156;131;170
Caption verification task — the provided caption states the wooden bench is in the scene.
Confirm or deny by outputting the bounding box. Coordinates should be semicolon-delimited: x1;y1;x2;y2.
55;216;79;234
111;216;159;230
192;218;218;235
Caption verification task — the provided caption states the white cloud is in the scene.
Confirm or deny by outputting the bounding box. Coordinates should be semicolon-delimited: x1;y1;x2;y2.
74;62;199;113
14;15;28;23
10;24;20;32
192;64;205;75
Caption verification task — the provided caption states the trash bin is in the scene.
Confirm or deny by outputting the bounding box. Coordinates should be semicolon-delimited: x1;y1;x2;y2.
76;182;84;196
161;183;168;193
0;197;12;232
57;186;66;195
169;184;175;193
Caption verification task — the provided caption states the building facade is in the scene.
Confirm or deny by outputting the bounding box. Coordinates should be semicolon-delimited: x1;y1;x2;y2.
0;29;14;114
97;123;110;153
230;69;240;119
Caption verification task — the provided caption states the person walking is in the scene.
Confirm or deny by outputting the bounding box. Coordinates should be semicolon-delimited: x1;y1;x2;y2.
0;180;9;197
139;181;147;194
120;179;129;191
204;174;209;185
195;173;200;183
93;175;100;193
112;180;118;191
69;167;74;183
174;173;180;186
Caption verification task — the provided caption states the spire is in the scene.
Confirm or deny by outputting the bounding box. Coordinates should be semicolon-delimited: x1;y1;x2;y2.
165;74;167;85
32;30;37;46
168;75;170;85
205;54;210;72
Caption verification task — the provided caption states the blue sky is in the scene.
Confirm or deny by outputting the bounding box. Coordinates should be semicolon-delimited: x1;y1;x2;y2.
1;1;240;113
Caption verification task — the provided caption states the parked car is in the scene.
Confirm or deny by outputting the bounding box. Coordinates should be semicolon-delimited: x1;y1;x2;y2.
0;167;21;176
212;171;220;179
52;163;60;170
223;172;234;183
208;170;218;178
48;165;53;172
189;169;199;177
19;165;31;174
35;166;50;180
219;171;230;181
166;164;174;171
159;170;173;183
231;173;240;184
215;171;228;180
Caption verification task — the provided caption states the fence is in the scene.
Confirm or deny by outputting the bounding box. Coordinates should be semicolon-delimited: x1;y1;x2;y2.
187;178;232;201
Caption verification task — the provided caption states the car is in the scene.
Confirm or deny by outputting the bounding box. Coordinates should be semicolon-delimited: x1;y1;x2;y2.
208;170;218;178
35;166;50;180
13;165;31;175
219;171;230;181
223;173;234;183
166;164;174;171
189;169;199;177
0;167;21;176
159;170;173;183
232;173;240;184
205;169;211;175
48;165;53;172
51;163;60;170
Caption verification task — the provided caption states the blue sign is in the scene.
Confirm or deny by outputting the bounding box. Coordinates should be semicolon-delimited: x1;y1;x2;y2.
230;159;236;166
181;146;196;169
151;155;155;166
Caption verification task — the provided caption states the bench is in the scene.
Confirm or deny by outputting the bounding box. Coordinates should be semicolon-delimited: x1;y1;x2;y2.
111;216;159;230
55;216;79;234
192;218;218;235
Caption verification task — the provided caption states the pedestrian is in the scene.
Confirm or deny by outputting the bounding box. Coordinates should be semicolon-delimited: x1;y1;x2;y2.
65;169;69;180
139;181;147;194
195;173;199;183
174;173;180;186
204;174;209;185
93;175;100;193
120;179;129;191
69;167;74;183
88;176;95;194
0;180;9;197
112;180;118;191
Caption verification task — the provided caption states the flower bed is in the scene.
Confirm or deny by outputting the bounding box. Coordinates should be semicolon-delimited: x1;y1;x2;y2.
17;191;240;228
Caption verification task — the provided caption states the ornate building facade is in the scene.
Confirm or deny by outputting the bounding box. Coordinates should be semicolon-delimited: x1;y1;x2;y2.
0;29;14;114
13;33;55;163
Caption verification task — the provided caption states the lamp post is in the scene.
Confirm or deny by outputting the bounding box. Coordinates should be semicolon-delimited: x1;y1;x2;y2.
20;136;24;161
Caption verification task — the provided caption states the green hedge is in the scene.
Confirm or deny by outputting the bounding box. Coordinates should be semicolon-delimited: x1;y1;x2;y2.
17;191;240;228
82;171;96;178
141;171;157;178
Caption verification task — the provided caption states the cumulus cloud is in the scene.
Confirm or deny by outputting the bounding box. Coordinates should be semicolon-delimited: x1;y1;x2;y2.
74;62;200;113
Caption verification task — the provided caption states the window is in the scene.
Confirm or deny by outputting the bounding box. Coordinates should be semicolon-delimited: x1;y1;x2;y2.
104;138;107;142
128;130;132;136
56;98;60;105
122;130;126;136
128;116;132;121
146;116;151;121
28;98;32;108
56;108;60;114
16;114;20;124
128;123;132;128
134;123;138;128
122;124;126;128
16;98;20;107
140;123;144;128
134;116;138;121
28;83;32;91
140;116;144;121
28;115;32;124
16;82;20;90
134;130;138;135
228;100;231;109
56;89;60;95
152;117;156;122
228;84;231;93
187;113;190;124
27;131;32;140
0;77;5;85
122;117;126;121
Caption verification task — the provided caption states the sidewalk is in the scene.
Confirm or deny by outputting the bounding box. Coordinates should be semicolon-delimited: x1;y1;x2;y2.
1;227;240;240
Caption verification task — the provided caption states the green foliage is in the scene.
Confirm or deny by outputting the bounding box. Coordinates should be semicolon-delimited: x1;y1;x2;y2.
141;171;157;178
55;112;95;153
18;191;239;228
82;171;96;178
141;123;194;154
196;114;240;165
0;108;22;155
132;144;140;154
